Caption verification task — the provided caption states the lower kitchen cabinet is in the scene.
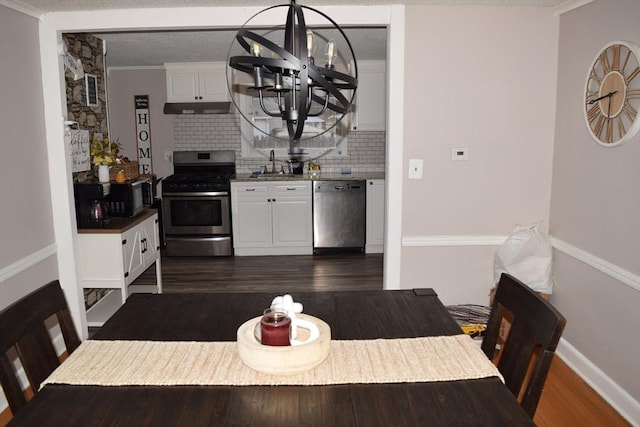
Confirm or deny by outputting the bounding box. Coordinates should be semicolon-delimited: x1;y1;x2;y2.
231;181;313;256
366;179;385;253
77;209;163;327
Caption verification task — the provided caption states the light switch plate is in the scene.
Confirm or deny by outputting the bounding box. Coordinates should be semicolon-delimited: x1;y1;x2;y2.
408;159;423;179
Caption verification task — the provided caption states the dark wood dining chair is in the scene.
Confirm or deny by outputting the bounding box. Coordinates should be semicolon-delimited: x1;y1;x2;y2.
481;273;566;418
0;280;81;415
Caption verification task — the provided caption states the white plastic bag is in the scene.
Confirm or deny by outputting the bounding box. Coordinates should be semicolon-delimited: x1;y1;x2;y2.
494;222;553;294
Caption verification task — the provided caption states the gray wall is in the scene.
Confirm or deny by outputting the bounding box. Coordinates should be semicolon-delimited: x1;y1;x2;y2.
0;5;59;307
551;0;640;404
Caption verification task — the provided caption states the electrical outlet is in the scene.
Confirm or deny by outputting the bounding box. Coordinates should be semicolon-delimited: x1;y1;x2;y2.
408;159;423;179
451;148;469;161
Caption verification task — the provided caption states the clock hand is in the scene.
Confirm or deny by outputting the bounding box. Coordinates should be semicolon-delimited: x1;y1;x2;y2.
586;90;617;105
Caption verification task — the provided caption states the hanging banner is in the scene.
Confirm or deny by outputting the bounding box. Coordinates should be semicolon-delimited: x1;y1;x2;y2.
134;95;152;174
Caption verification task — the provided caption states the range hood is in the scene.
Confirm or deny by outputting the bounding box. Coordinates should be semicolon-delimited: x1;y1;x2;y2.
163;102;233;115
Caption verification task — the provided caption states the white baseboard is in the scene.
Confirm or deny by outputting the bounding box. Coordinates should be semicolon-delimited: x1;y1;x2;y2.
557;338;640;426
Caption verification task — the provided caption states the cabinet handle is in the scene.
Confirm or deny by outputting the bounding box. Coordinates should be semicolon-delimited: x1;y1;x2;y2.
122;239;127;245
124;272;129;278
246;188;256;192
286;188;296;191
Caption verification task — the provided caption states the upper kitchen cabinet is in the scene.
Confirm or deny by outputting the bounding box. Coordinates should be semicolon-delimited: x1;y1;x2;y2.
352;60;386;132
165;62;228;102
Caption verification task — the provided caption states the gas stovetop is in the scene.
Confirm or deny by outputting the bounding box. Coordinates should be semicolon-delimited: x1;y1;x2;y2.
162;150;236;194
162;173;234;193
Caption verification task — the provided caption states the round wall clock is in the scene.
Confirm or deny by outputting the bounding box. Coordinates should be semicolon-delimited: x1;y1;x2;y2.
584;40;640;147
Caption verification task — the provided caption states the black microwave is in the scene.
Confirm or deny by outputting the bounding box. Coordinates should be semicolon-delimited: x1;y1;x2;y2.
107;178;152;217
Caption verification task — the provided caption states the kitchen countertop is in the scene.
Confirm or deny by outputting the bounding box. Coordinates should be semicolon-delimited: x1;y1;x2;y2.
77;208;157;234
232;172;385;182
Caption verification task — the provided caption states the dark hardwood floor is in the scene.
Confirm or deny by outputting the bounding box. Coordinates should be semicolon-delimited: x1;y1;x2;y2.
132;251;384;293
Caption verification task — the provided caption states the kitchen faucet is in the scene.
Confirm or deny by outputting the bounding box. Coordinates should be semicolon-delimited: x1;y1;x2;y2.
269;149;276;173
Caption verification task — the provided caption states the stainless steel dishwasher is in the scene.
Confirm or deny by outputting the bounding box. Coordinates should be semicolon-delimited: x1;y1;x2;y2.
313;180;366;253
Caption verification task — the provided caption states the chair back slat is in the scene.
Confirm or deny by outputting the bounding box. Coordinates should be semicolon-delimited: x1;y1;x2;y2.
16;325;61;389
481;273;566;418
0;280;80;415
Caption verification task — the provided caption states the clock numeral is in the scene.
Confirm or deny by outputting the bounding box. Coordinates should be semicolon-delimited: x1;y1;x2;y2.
621;49;633;74
599;51;612;74
627;89;640;99
588;69;603;83
611;44;621;71
586;103;601;122
593;114;607;139
622;101;638;122
625;66;640;84
605;117;614;144
615;116;626;139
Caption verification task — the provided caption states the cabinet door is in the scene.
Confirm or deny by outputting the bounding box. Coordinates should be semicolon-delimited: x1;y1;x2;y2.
199;63;228;102
233;199;272;248
353;61;386;131
232;182;271;248
140;214;159;267
166;68;200;102
272;198;312;247
122;226;144;286
271;182;312;247
366;179;385;253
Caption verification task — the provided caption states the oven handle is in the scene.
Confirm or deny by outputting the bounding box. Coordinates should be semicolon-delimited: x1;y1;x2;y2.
163;192;229;197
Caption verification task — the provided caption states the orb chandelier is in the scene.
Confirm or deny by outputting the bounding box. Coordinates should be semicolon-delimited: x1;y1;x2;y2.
227;0;358;158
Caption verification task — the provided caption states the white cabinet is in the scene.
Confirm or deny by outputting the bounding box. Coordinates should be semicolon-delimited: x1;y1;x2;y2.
352;60;386;131
165;62;228;102
78;210;163;327
366;179;385;253
231;181;313;256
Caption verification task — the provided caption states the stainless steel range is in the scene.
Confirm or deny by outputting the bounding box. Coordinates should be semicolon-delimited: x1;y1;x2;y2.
162;150;235;256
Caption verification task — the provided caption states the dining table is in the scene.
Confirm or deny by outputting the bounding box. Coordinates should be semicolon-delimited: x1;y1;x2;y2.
9;289;534;426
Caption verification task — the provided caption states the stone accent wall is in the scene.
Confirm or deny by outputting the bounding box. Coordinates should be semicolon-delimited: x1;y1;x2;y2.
173;114;385;174
63;33;108;140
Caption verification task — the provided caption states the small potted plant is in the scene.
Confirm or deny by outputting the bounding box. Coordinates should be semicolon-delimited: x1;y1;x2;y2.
91;137;121;182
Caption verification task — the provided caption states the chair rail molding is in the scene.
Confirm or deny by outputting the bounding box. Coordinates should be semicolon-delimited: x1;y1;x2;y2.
401;234;639;293
0;243;57;284
402;235;508;247
550;237;640;292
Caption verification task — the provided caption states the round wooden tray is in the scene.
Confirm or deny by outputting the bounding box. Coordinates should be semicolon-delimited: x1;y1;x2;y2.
237;314;331;375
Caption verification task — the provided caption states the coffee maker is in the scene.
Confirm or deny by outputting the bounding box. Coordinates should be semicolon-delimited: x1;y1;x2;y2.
73;182;111;228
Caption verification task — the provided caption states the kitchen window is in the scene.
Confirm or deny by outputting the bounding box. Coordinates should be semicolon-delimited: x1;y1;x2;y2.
238;92;350;159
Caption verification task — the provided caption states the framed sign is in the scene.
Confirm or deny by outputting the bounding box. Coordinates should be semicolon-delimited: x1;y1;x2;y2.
134;95;153;174
85;74;98;107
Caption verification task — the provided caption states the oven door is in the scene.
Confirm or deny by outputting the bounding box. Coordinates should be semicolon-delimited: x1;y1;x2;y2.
162;192;230;236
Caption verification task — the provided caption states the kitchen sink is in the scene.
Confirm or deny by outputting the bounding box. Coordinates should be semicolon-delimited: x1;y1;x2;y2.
250;173;300;179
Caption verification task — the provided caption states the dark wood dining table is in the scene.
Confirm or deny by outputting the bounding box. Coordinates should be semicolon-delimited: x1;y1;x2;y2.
10;289;534;426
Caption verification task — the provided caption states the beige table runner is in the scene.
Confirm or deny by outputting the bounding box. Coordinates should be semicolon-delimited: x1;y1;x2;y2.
43;335;502;387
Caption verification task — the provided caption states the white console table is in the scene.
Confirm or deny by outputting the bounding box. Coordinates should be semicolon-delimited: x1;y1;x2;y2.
77;209;162;327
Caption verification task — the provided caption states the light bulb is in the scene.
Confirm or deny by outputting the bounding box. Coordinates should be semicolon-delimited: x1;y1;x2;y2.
306;30;316;58
325;40;337;67
252;41;261;57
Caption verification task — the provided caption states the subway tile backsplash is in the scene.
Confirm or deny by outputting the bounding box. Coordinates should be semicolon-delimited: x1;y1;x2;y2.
173;114;385;174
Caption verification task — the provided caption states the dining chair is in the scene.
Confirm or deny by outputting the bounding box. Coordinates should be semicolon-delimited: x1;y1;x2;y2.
0;280;81;415
481;273;566;418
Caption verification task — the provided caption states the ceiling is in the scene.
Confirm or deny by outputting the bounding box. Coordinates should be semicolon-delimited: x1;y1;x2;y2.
14;0;571;67
15;0;571;12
